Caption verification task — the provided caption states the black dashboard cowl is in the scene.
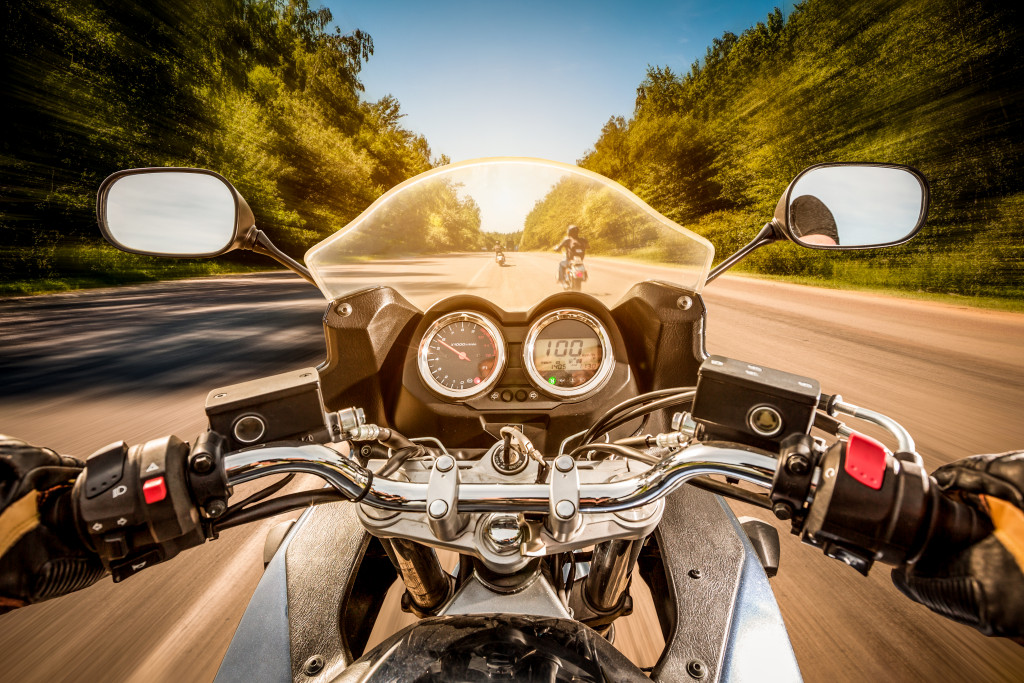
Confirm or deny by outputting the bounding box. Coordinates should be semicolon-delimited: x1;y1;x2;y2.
611;281;706;390
319;286;422;425
316;284;707;450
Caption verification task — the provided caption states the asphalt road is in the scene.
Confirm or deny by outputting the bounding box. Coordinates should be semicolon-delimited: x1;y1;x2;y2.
1;254;1023;682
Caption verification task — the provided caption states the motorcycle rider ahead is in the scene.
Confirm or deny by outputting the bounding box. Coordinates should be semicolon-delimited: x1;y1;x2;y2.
553;224;589;284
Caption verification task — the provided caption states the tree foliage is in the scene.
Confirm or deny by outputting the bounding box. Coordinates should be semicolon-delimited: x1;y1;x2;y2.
343;179;483;256
1;0;438;283
580;0;1024;297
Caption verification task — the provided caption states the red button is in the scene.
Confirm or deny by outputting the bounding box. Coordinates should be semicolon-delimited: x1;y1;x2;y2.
143;477;167;504
844;433;886;490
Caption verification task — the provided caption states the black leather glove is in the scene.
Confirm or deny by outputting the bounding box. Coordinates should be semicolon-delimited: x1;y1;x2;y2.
892;451;1024;640
0;435;105;613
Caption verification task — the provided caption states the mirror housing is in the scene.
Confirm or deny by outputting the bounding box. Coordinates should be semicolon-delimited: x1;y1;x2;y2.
96;167;255;258
772;162;929;250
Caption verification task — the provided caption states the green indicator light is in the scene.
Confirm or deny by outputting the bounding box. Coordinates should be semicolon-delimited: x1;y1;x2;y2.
548;377;557;385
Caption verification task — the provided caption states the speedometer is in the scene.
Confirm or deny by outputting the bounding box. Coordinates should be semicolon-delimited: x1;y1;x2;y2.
418;312;506;399
524;309;614;398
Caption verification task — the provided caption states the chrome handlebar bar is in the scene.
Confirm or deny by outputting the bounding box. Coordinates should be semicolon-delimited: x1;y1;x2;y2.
223;442;778;514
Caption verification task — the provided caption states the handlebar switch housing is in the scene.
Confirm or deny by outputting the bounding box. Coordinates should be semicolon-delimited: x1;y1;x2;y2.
74;435;206;582
692;356;820;451
794;434;932;575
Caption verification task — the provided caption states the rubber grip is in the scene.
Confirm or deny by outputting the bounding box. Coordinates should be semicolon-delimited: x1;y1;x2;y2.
917;491;993;565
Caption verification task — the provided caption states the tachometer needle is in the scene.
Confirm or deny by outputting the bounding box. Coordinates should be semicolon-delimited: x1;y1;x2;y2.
437;339;470;361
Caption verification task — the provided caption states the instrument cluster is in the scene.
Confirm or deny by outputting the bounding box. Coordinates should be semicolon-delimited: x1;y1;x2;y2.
416;307;615;403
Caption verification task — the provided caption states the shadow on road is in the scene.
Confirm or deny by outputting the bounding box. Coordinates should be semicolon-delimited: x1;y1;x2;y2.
0;274;327;398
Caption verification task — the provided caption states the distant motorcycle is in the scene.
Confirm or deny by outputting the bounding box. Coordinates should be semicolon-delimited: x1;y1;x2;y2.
560;257;587;291
496;251;506;266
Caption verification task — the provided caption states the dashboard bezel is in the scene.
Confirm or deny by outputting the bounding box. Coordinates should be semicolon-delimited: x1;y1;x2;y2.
417;311;507;400
523;308;615;399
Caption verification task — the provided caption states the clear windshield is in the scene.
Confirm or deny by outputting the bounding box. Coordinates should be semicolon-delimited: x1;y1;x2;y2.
305;158;714;310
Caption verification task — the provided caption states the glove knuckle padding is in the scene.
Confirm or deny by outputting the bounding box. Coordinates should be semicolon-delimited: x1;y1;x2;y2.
891;569;983;627
33;557;106;600
934;451;1024;509
0;439;105;612
894;534;1024;637
897;451;1024;639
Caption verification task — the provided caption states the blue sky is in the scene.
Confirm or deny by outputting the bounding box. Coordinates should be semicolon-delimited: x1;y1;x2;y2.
323;1;790;164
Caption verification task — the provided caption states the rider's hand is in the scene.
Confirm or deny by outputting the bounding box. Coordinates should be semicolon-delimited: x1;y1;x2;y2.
0;435;105;613
892;451;1024;640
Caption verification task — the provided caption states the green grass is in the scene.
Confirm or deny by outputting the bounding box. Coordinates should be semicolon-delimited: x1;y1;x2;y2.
0;244;275;297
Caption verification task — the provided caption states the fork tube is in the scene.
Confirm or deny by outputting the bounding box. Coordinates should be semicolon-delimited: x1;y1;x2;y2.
584;538;644;613
380;538;452;614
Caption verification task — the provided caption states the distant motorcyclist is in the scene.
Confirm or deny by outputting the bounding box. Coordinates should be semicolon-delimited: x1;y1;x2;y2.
2;434;1023;643
553;224;589;283
790;195;840;246
494;240;504;256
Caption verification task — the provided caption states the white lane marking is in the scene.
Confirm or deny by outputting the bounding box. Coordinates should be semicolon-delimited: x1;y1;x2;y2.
465;257;497;288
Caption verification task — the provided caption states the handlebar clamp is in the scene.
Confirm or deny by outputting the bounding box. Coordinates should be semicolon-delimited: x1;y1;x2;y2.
187;430;231;526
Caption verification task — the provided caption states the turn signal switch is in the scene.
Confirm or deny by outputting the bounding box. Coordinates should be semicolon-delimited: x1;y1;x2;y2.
73;435;226;582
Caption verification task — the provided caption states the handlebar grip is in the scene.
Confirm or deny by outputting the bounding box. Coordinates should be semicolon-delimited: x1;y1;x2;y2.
913;489;993;565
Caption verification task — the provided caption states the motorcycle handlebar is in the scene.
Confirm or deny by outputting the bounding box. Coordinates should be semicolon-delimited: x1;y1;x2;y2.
224;440;993;572
74;431;992;582
222;442;778;513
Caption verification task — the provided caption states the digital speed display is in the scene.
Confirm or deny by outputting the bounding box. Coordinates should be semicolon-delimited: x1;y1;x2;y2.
524;310;614;398
533;330;601;378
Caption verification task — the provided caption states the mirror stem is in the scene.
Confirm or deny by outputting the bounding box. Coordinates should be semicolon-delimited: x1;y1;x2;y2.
706;222;781;284
241;227;317;286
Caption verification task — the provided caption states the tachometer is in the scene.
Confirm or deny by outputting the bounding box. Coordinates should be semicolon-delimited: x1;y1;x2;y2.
524;309;614;398
418;312;506;399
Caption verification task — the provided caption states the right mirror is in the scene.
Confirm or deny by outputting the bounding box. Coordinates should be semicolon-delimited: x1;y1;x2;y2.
777;164;928;249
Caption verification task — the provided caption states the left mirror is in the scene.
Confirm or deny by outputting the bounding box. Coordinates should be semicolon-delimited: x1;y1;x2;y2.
97;168;251;257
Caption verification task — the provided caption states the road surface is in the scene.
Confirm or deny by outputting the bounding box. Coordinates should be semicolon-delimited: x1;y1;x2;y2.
1;253;1023;681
